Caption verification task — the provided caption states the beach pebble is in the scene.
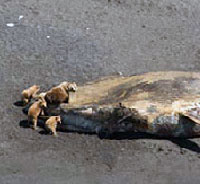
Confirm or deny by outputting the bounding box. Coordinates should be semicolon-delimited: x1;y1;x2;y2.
19;15;24;20
6;23;15;27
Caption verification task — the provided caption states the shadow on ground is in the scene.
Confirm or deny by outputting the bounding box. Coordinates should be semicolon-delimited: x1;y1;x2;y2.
100;132;200;153
13;101;25;107
19;119;45;129
170;138;200;153
19;120;30;128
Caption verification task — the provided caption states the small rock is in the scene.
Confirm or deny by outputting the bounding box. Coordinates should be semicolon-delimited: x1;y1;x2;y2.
112;71;123;76
19;15;24;20
180;148;186;155
164;151;168;155
118;71;123;76
6;23;15;27
157;147;164;152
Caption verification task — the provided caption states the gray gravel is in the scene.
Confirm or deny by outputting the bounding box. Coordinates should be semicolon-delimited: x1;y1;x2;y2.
1;0;200;184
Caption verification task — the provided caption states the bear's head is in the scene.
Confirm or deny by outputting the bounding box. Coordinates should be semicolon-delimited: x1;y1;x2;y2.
55;116;61;124
39;98;47;108
67;82;78;92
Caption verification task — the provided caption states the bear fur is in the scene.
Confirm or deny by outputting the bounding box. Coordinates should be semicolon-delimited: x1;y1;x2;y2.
28;98;47;130
21;85;40;104
45;116;61;136
45;81;77;104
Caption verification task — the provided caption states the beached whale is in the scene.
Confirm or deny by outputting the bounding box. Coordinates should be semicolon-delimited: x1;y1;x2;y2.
25;71;200;138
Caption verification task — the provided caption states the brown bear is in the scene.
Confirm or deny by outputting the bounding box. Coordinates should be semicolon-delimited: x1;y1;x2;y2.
32;92;47;115
28;98;47;130
45;116;61;136
21;85;40;104
45;81;77;104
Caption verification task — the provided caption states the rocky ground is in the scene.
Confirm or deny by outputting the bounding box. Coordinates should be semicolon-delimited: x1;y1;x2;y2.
1;0;200;183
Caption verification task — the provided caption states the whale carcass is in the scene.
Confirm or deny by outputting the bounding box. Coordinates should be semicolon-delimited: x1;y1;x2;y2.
43;71;200;138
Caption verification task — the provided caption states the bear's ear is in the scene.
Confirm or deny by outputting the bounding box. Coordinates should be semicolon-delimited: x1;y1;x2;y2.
56;116;61;123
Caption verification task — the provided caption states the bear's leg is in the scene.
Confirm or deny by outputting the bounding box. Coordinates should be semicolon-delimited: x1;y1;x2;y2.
32;118;38;130
28;116;32;128
22;97;29;105
32;91;38;98
51;126;57;137
41;110;45;116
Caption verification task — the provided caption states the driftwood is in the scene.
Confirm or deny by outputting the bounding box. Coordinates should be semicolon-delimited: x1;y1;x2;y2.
34;71;200;138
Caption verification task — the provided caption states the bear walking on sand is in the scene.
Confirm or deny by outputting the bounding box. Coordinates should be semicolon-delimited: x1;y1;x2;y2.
45;81;77;104
28;98;47;130
21;85;40;104
45;116;61;136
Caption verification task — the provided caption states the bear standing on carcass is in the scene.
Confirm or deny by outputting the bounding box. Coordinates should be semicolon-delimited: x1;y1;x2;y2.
45;81;77;105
